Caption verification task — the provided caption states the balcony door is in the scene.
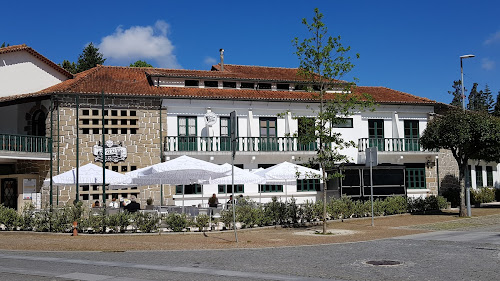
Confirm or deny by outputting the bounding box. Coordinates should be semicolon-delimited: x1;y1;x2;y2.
178;116;197;151
368;119;384;151
259;117;277;151
220;117;238;151
404;120;419;151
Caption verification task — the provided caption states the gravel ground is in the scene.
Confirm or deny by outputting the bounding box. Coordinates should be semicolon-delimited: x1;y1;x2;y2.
1;207;499;252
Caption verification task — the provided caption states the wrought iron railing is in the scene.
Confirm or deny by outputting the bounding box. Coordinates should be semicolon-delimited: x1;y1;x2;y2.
0;133;50;153
164;136;319;152
358;138;422;152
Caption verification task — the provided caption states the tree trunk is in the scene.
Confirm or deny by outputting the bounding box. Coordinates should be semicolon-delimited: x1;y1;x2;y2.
459;164;467;217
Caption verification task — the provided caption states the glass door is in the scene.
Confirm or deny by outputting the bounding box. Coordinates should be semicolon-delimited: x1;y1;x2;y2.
368;119;384;151
259;117;277;151
404;120;419;151
178;116;197;151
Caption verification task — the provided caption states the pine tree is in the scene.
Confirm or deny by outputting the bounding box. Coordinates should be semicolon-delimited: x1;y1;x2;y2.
467;83;481;111
483;84;494;114
76;42;106;73
60;60;77;74
448;80;463;107
493;91;500;117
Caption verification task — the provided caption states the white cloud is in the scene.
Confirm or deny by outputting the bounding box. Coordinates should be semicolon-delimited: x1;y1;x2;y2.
204;56;217;65
98;20;180;68
484;30;500;45
481;58;495;70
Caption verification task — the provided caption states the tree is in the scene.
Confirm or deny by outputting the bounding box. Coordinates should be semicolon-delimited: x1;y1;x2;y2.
483;84;494;114
292;8;372;234
0;42;9;48
60;60;77;74
130;60;153;67
448;80;463;107
76;42;106;73
493;91;500;117
467;83;494;113
420;109;500;217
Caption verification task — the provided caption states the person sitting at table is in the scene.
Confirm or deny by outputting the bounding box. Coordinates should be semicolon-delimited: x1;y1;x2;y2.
124;196;141;213
92;201;100;208
109;197;119;209
226;195;235;209
208;193;219;208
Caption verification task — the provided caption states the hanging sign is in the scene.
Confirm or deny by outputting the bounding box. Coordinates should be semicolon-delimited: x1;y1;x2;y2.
93;140;127;163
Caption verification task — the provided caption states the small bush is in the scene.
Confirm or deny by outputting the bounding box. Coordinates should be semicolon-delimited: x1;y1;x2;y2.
384;196;407;215
135;212;160;233
0;204;20;230
471;187;496;205
195;214;210;232
165;213;188;232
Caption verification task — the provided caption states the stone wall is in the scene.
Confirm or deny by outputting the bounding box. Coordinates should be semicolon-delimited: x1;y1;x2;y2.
39;94;174;207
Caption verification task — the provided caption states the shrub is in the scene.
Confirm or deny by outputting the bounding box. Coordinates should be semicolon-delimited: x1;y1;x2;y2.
471;187;496;205
286;198;300;225
106;212;132;233
263;197;287;225
135;212;160;233
300;200;316;222
384;196;407;215
195;214;210;232
165;213;188;232
32;209;52;232
220;209;233;229
0;204;20;230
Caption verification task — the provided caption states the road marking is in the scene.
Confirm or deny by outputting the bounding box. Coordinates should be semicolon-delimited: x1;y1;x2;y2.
0;253;340;281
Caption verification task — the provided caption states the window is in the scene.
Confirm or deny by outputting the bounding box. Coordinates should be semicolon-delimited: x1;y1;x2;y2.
406;166;425;189
178;116;197;151
368;119;384;151
487;166;493;186
298;117;316;151
259;117;277;151
404;120;419;151
240;82;254;89
257;83;271;90
476;166;483;187
297;179;321;192
259;184;283;192
204;80;218;88
218;185;244;194
277;83;289;90
332;118;353;128
80;109;139;134
223;81;236;88
185;80;199;87
176;184;202;194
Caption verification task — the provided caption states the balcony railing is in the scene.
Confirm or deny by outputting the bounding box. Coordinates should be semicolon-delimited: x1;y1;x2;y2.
358;138;423;152
0;133;50;153
164;136;318;152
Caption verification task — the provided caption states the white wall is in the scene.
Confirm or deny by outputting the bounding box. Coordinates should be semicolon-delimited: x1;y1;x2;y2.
0;51;68;97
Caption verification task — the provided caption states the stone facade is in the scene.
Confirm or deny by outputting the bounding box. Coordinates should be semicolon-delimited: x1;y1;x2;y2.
39;94;174;207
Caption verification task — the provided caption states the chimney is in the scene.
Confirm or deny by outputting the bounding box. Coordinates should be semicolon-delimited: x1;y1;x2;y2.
219;48;224;71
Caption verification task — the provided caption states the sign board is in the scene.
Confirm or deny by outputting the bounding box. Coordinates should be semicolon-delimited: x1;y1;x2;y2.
204;112;217;126
230;111;237;158
365;147;378;167
93;140;127;163
23;178;36;199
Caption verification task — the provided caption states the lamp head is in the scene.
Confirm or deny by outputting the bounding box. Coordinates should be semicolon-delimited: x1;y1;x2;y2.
460;54;475;59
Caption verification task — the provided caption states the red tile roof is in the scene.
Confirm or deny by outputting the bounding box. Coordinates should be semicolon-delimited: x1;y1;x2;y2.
0;44;73;79
0;65;435;105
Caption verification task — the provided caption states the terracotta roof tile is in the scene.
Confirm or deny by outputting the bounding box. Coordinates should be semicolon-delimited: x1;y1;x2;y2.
0;65;435;105
0;44;73;79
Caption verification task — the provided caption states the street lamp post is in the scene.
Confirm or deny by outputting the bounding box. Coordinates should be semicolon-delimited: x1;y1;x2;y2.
460;54;475;217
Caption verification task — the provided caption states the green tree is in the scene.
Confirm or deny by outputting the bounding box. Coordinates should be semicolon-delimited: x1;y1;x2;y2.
76;42;106;73
448;80;463;107
292;8;372;233
130;60;153;67
493;91;500;117
483;84;494;114
60;60;77;74
0;42;9;48
420;109;500;217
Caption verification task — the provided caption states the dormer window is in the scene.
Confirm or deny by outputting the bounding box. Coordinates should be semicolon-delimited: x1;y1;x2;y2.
240;82;254;89
204;80;218;88
223;81;236;88
257;83;271;90
277;83;290;91
185;80;199;87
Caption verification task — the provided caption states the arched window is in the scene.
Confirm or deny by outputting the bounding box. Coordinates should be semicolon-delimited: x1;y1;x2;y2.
31;110;46;136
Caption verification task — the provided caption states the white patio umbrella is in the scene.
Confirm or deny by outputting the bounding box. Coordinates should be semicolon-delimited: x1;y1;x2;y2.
46;163;131;185
254;161;322;201
209;163;266;185
124;155;230;211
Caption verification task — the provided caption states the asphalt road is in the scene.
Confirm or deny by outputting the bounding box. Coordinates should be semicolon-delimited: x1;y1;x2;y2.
1;225;499;281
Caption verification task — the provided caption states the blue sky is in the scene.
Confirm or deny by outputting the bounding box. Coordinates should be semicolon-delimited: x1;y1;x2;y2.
3;0;499;104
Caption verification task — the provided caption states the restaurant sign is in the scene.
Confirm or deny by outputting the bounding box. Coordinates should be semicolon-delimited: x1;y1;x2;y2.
93;140;127;163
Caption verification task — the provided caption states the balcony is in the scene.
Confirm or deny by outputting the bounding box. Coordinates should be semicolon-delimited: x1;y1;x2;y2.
163;136;318;153
358;138;424;152
0;133;51;159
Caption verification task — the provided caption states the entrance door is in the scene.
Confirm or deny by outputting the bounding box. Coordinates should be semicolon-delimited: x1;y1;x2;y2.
1;178;18;209
404;120;419;151
368;119;384;151
259;117;277;151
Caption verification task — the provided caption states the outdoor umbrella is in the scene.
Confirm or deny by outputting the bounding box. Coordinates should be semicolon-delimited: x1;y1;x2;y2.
254;161;322;201
209;163;266;185
124;155;230;211
46;163;131;185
